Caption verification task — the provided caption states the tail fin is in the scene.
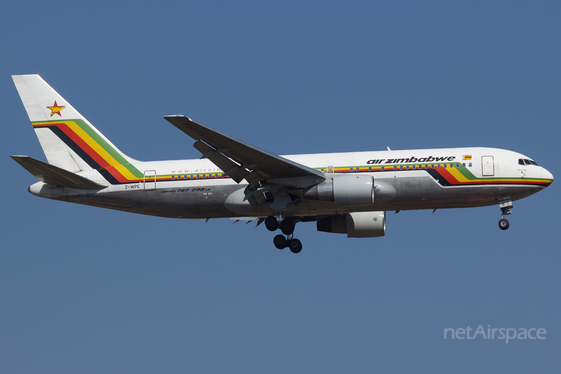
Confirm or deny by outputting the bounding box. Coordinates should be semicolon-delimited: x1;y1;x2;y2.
12;75;142;184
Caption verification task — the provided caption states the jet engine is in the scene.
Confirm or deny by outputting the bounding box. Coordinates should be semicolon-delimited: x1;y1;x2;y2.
303;175;374;205
316;211;386;237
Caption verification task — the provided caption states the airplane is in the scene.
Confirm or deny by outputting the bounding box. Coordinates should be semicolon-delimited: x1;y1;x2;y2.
11;74;554;253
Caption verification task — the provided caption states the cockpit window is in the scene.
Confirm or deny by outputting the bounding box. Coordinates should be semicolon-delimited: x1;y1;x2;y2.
519;158;539;166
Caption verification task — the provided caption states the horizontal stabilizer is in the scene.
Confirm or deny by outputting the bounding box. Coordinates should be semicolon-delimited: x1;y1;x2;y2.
11;155;106;190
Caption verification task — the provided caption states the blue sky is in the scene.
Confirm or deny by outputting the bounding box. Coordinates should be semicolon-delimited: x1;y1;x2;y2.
1;1;560;372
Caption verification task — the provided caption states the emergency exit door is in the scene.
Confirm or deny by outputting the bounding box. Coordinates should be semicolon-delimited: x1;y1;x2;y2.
144;170;156;190
481;156;494;176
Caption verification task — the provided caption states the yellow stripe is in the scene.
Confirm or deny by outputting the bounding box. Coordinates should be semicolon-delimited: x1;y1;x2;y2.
63;121;138;181
446;167;472;183
35;121;138;181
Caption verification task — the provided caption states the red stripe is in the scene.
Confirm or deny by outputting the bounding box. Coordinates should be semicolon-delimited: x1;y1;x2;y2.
36;122;131;183
434;167;461;185
436;167;550;186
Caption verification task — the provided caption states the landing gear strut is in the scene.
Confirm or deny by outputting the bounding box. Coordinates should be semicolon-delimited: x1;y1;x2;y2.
267;215;303;253
498;200;513;231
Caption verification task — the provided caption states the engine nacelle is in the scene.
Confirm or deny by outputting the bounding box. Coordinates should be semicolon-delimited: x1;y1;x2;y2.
304;175;374;205
316;211;386;238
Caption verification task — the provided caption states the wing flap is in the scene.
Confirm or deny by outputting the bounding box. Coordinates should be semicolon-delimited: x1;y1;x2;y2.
164;115;325;184
193;140;250;183
11;155;106;190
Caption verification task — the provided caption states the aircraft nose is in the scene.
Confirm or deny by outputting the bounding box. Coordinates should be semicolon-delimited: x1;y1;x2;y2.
542;167;554;185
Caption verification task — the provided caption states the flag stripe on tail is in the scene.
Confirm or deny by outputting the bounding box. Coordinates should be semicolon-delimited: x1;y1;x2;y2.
33;120;143;184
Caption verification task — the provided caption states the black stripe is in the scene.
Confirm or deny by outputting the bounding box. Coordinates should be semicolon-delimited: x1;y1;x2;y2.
45;126;120;184
425;169;453;186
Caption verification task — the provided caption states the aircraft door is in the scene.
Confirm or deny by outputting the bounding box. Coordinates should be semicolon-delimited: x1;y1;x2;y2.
144;170;156;190
481;156;494;176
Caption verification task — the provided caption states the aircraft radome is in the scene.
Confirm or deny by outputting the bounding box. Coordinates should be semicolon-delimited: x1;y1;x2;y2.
11;75;554;253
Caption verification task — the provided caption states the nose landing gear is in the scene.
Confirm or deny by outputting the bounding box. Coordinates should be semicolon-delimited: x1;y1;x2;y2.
267;216;303;253
498;200;513;230
498;217;510;230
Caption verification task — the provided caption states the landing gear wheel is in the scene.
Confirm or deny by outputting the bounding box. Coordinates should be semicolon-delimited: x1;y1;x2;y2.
265;216;279;231
499;218;510;230
288;238;303;254
273;234;287;249
279;220;295;235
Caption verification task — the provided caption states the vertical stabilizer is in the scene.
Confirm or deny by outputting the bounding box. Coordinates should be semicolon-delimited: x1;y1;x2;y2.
12;75;141;184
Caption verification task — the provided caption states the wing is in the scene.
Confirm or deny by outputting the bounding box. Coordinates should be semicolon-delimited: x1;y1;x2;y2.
164;115;325;187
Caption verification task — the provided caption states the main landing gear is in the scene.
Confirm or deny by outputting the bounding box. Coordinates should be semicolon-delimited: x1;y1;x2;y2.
498;200;513;231
265;216;303;253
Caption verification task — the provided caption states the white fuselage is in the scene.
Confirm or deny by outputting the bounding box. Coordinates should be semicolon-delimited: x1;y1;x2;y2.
29;147;553;219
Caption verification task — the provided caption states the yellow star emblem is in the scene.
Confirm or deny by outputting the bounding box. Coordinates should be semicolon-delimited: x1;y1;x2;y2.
47;100;66;117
